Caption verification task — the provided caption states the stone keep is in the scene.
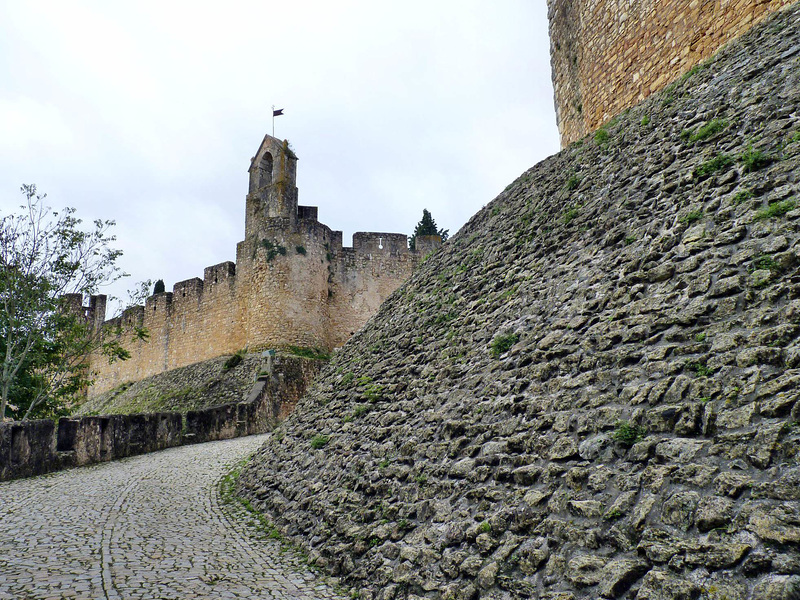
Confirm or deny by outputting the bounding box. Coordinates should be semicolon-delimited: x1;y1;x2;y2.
82;134;440;397
547;0;793;146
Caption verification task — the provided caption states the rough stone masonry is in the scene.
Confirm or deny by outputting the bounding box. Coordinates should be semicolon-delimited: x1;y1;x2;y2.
238;4;800;599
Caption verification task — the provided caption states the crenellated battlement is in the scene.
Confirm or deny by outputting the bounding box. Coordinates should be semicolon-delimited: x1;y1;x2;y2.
84;134;441;396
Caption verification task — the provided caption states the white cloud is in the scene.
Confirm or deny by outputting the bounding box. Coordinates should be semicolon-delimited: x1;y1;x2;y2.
0;0;560;303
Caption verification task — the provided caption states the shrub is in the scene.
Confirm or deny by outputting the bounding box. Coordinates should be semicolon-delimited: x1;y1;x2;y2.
490;333;519;357
594;128;610;145
613;421;647;446
310;434;330;449
223;348;246;371
755;199;796;220
640;115;650;127
295;245;306;255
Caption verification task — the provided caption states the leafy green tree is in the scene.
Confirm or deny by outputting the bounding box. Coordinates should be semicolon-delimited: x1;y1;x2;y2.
153;279;165;294
409;209;449;251
0;185;143;421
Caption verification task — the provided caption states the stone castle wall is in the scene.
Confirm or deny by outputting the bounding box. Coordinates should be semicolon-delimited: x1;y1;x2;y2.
547;0;793;146
84;135;438;397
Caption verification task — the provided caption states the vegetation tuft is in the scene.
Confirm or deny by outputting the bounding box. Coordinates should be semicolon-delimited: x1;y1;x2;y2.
613;421;647;446
740;145;772;173
310;434;330;449
287;346;331;361
223;348;246;371
685;118;727;143
490;333;519;357
693;154;734;179
680;210;704;224
755;199;796;220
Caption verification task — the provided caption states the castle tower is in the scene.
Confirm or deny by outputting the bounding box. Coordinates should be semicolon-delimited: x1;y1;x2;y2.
245;134;299;238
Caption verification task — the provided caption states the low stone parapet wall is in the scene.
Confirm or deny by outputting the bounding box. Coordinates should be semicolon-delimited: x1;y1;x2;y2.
0;375;282;482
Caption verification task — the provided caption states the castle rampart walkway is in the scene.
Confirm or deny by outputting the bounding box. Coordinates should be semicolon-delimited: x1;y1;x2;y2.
0;434;347;600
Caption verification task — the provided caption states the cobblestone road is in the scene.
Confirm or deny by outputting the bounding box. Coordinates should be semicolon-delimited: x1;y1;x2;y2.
0;435;348;600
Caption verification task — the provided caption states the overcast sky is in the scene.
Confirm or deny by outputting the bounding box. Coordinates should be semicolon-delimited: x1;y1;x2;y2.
0;1;559;310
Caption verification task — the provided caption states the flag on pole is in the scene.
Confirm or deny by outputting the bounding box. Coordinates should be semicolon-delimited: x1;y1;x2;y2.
273;108;284;117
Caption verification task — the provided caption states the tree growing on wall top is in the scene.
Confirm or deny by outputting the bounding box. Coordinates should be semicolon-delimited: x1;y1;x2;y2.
0;185;146;421
409;209;448;251
153;279;165;294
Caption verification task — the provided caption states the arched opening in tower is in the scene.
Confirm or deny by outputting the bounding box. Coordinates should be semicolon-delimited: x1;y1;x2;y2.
259;152;273;187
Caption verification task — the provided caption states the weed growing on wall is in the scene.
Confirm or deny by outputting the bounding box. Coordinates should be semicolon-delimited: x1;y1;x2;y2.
740;145;772;172
693;154;734;179
684;118;727;143
613;421;647;446
310;434;330;449
287;346;331;361
223;349;247;371
755;199;796;220
490;333;519;357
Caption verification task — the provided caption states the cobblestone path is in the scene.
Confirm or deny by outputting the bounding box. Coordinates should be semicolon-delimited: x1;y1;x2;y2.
0;435;348;600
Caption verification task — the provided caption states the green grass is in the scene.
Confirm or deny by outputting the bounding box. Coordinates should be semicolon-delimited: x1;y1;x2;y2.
640;115;650;127
310;434;330;449
613;421;647;446
752;255;780;273
686;118;727;143
565;174;581;190
563;207;579;224
219;459;285;542
490;332;519;357
362;383;384;402
732;189;754;205
680;210;704;224
594;128;610;145
339;371;355;388
687;361;713;377
755;199;796;220
741;145;772;173
693;154;734;179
